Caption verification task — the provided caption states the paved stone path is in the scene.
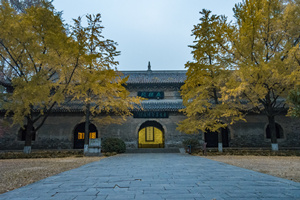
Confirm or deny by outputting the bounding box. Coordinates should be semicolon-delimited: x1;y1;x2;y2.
1;153;300;200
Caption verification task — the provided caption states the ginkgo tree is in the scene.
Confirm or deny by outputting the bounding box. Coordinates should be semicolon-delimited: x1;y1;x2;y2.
0;0;78;153
0;0;140;154
177;9;245;152
220;0;300;151
288;88;300;117
181;0;300;151
69;14;141;154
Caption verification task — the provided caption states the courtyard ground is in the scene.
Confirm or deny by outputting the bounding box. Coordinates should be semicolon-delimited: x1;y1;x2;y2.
0;156;102;194
206;155;300;182
0;154;299;194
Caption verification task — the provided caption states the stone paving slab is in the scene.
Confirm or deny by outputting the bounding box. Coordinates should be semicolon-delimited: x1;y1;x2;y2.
1;153;300;200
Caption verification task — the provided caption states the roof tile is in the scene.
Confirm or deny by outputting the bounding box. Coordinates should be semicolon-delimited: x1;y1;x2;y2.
121;70;186;84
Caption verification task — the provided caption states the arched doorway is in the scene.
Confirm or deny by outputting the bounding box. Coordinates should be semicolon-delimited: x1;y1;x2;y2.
266;123;284;139
204;128;229;148
138;121;164;148
18;125;36;141
73;122;98;149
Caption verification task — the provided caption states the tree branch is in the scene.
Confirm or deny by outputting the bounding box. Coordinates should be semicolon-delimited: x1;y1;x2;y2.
34;101;57;131
0;41;24;77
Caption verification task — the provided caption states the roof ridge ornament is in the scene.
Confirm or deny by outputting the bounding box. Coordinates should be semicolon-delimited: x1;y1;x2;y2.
147;61;152;72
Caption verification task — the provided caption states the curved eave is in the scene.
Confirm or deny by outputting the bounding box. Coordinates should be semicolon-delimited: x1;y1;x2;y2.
121;70;187;85
133;100;185;112
28;100;185;113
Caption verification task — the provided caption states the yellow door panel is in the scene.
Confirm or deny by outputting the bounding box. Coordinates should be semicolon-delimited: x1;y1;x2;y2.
138;128;145;144
146;127;154;141
138;126;164;148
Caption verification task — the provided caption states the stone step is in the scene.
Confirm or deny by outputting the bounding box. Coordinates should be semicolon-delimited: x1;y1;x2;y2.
126;148;180;153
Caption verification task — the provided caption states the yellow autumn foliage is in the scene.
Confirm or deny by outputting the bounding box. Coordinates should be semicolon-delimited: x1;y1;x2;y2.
179;0;300;147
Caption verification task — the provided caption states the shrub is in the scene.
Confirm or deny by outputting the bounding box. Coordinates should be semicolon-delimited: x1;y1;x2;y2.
0;150;84;159
182;138;200;150
102;138;126;153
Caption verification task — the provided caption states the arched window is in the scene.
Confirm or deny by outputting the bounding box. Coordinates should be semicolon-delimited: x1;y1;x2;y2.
138;121;164;148
204;127;229;148
18;125;36;141
73;122;98;149
266;123;284;139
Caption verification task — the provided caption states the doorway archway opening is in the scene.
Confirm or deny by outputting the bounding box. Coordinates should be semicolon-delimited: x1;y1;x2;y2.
73;122;98;149
204;127;229;148
138;121;164;148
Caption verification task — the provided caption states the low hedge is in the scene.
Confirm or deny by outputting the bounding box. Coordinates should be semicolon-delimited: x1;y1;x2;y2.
0;150;84;159
101;138;126;153
182;138;201;149
192;149;300;156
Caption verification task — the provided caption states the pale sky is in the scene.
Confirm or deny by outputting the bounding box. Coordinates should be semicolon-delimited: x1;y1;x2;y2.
53;0;242;71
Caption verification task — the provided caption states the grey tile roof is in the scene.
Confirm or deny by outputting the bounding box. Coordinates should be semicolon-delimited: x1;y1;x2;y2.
0;70;188;86
51;102;85;113
136;100;184;111
1;69;187;113
121;70;187;84
49;100;185;113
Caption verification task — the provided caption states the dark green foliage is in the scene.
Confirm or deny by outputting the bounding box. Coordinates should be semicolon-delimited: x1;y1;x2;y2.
288;88;300;118
0;150;84;159
102;138;126;153
182;139;200;150
192;149;300;156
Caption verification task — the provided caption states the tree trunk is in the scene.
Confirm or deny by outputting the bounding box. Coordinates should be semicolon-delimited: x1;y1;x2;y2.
84;103;90;154
24;117;34;154
268;115;278;151
218;131;223;152
213;88;219;105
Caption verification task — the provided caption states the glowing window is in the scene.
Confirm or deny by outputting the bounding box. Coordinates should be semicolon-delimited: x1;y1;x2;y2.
78;132;84;140
89;132;96;139
78;132;96;139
